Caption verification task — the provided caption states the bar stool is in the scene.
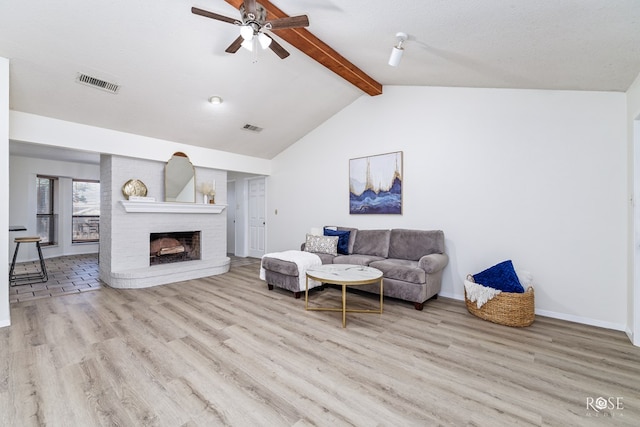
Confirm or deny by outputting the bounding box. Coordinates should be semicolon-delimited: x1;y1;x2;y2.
9;237;48;285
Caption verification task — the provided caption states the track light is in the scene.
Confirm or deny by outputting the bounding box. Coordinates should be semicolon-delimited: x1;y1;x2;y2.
388;32;408;67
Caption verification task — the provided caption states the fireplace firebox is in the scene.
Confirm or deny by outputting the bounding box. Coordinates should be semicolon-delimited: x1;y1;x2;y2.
150;231;201;266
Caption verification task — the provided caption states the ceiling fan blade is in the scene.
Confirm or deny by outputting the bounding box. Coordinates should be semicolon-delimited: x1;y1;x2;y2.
243;0;257;15
267;15;309;30
225;36;244;54
266;35;290;59
191;7;239;25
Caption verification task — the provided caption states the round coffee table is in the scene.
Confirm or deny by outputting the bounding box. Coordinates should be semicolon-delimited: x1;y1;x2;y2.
305;264;383;327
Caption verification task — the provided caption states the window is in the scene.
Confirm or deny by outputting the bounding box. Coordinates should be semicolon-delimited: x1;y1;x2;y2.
72;180;100;243
36;176;57;245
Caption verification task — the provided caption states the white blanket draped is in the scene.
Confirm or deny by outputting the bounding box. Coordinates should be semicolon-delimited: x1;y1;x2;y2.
464;278;502;309
260;250;322;291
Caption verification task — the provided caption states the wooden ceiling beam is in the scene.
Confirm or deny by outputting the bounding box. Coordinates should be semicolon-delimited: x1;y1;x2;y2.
225;0;383;96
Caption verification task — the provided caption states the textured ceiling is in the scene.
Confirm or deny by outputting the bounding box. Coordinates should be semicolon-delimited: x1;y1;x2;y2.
2;0;639;160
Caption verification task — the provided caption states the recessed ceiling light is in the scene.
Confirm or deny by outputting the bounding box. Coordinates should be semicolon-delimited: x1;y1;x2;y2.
208;96;223;105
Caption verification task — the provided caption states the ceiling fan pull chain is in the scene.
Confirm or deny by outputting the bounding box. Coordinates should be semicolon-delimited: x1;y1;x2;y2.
252;38;259;63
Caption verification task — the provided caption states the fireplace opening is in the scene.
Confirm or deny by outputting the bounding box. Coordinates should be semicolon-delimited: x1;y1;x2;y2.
150;231;201;266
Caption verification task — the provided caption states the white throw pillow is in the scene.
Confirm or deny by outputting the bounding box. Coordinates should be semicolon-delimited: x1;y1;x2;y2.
304;234;338;256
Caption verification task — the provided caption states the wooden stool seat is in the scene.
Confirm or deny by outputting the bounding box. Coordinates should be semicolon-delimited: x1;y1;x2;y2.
15;237;42;243
9;236;48;285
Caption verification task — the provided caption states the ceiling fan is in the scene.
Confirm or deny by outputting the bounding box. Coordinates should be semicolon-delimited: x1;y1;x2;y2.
192;0;309;60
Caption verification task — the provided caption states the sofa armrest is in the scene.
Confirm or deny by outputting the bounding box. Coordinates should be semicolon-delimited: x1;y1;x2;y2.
418;253;449;274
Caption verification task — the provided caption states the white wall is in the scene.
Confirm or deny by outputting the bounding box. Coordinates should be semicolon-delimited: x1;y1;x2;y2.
1;57;10;327
9;155;100;262
627;71;640;344
9;111;271;176
269;86;627;330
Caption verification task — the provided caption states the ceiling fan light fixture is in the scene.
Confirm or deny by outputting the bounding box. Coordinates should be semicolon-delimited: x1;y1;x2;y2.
191;3;310;60
241;38;254;51
258;32;272;49
208;96;223;105
240;24;254;41
388;32;408;67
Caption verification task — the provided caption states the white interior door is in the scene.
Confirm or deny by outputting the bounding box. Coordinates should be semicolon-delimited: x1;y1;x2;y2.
226;181;236;255
248;177;266;258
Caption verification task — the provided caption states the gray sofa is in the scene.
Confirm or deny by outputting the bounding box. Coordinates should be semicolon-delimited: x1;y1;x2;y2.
262;227;448;310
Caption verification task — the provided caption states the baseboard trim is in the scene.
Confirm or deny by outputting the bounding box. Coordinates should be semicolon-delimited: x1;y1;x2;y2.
534;308;625;332
439;291;626;332
625;326;634;345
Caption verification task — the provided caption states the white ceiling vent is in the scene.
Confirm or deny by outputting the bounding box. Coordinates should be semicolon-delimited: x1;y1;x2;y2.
242;124;263;133
76;73;120;94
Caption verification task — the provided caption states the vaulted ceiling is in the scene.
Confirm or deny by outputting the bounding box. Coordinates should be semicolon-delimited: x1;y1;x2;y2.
2;0;640;160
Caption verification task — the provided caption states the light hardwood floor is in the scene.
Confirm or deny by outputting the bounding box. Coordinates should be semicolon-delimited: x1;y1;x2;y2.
1;259;639;426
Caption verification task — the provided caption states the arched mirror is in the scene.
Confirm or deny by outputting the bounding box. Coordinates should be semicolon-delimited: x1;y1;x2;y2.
165;152;196;203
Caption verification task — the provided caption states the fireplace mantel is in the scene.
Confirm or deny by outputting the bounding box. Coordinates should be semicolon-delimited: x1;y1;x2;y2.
120;200;226;214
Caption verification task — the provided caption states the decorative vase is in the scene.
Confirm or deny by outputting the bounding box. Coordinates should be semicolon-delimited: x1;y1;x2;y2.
203;194;208;204
209;197;215;204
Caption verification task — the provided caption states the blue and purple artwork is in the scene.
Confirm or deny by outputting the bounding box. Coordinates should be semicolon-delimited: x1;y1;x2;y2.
349;151;402;214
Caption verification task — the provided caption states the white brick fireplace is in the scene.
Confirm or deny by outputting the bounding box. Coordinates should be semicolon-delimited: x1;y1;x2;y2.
100;155;230;288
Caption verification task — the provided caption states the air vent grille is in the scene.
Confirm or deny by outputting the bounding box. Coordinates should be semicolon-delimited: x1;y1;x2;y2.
76;73;120;94
242;124;263;133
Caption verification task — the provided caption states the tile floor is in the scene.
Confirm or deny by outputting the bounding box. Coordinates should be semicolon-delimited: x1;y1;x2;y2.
9;253;260;303
9;253;102;303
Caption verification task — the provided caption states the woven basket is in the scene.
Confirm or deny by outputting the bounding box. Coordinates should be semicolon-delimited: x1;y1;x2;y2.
464;283;535;327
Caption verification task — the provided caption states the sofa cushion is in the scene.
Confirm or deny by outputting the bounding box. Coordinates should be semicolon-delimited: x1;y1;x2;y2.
304;234;339;256
333;254;385;266
352;229;391;258
323;228;350;255
388;229;445;261
369;259;426;284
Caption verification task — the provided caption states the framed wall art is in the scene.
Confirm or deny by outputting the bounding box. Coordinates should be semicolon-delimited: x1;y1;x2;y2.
349;151;403;214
